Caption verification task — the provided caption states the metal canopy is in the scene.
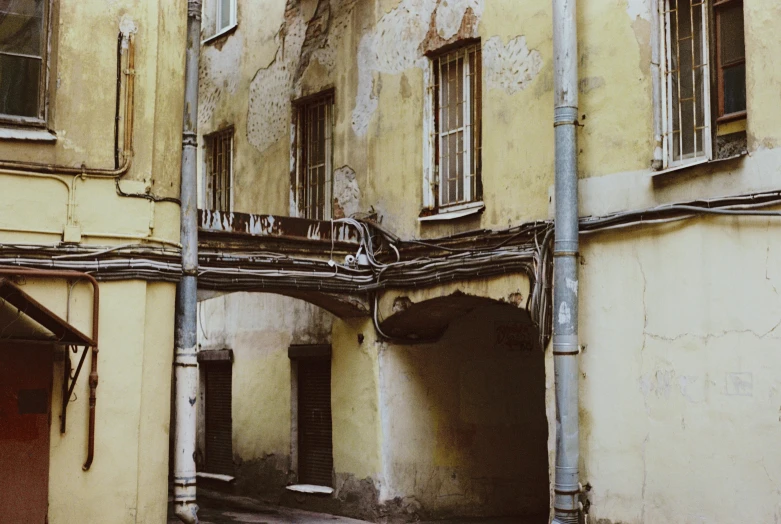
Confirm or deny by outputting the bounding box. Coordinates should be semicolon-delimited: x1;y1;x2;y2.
0;278;95;347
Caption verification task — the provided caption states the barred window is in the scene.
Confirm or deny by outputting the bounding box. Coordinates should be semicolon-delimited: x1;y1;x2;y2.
660;0;746;168
0;0;52;123
294;92;333;220
431;42;482;209
204;127;233;212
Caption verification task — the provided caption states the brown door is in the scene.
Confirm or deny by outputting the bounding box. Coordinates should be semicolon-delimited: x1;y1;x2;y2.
0;345;53;524
298;358;333;486
204;361;233;475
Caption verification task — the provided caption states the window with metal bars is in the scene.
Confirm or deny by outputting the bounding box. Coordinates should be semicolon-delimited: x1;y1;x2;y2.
0;0;52;124
430;42;482;209
294;92;333;220
204;127;233;212
660;0;746;168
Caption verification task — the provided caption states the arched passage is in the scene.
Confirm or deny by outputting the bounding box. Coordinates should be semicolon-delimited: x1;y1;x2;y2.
378;301;550;521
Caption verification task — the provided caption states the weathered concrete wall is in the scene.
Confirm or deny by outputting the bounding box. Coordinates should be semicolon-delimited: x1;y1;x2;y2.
22;279;177;524
198;292;334;495
197;0;781;521
379;303;549;519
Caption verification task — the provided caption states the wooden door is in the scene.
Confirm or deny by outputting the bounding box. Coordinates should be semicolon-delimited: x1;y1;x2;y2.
0;345;53;524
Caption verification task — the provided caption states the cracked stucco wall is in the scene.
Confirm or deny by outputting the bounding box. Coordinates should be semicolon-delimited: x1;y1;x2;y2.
579;218;781;524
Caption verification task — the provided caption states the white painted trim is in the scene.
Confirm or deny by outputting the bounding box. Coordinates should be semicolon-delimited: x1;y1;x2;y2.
285;484;334;495
202;23;237;45
418;201;484;222
196;472;235;482
0;127;56;142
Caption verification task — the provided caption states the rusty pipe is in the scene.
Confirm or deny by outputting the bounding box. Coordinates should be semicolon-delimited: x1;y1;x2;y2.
124;34;135;156
0;267;100;470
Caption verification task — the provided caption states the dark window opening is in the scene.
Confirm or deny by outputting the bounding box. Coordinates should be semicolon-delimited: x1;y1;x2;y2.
204;127;233;212
0;0;47;120
714;0;746;121
294;92;333;220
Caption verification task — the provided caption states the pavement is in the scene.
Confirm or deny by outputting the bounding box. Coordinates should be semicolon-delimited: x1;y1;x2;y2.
167;489;547;523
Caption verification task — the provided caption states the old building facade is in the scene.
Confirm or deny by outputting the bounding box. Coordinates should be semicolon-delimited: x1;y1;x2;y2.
194;0;781;523
0;0;186;522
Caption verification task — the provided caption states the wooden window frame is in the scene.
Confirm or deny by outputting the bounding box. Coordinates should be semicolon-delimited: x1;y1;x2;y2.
426;41;482;212
713;0;746;123
204;126;234;212
292;91;334;220
0;0;56;127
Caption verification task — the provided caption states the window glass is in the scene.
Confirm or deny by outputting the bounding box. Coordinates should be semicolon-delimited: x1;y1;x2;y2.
0;0;44;118
218;0;232;31
718;3;746;115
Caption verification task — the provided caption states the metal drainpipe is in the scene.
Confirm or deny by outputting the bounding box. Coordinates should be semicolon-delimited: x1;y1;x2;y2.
174;1;201;523
552;0;581;523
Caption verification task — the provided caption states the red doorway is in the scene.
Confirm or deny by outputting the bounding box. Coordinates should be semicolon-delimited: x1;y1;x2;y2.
0;345;53;524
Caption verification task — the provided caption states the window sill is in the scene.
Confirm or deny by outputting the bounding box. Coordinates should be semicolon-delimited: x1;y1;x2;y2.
418;201;485;222
196;472;235;483
651;151;747;179
202;23;237;45
286;484;334;495
0;127;57;142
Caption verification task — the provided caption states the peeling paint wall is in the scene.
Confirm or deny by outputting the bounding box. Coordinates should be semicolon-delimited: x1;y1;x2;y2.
198;0;781;522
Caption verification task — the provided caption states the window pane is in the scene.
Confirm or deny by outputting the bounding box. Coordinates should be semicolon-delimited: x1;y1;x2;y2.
0;0;44;55
219;0;232;30
723;63;746;114
719;4;745;65
0;53;39;117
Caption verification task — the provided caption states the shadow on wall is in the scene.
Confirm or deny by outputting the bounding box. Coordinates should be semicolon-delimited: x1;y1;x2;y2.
380;302;549;520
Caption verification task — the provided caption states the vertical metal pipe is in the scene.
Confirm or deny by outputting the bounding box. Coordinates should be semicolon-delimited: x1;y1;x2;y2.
552;0;581;523
174;1;201;523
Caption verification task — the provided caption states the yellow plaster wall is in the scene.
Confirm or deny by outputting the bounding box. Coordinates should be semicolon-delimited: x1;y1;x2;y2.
19;279;176;524
579;215;781;523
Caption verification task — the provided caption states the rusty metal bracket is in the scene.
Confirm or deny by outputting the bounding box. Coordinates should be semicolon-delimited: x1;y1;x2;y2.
59;344;90;434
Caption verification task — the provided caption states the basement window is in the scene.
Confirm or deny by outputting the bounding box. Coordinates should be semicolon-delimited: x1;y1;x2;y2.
422;41;482;217
204;127;233;212
293;92;334;220
0;0;54;127
659;0;746;171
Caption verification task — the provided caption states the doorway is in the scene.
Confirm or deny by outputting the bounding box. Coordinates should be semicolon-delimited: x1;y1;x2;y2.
0;344;53;524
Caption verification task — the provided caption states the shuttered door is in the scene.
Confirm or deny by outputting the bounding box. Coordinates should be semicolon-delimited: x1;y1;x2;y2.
298;359;333;486
205;361;233;475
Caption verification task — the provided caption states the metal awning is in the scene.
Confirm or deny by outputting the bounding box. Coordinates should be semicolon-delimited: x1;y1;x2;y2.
0;278;95;346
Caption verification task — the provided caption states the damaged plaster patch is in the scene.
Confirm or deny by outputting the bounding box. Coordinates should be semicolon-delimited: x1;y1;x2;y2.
332;165;361;219
352;0;484;137
199;32;244;127
247;16;306;153
558;302;571;326
626;0;652;21
482;35;542;95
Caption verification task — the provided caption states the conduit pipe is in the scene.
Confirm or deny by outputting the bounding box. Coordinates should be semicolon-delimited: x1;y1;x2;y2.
173;1;201;522
0;267;99;469
651;1;664;170
552;0;581;522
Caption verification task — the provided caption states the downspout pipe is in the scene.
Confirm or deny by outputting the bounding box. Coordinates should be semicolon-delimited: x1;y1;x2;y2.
174;1;201;523
552;0;581;523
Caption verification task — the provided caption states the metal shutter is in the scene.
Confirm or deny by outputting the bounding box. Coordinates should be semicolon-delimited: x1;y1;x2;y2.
298;359;333;486
204;361;233;475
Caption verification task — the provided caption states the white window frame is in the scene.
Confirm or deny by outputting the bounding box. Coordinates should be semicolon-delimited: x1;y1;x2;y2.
203;0;237;43
423;42;482;214
660;0;712;169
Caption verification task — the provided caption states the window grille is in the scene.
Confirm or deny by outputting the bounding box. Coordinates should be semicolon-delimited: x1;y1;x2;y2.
205;127;233;212
295;93;333;220
662;0;711;166
0;0;50;122
431;42;482;208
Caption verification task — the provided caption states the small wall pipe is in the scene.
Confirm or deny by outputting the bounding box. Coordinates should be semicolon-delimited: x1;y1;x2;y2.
173;1;202;523
0;267;99;469
552;0;581;523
